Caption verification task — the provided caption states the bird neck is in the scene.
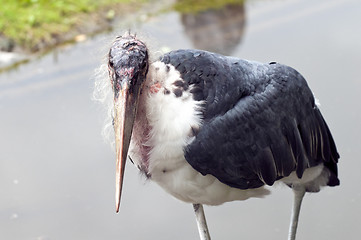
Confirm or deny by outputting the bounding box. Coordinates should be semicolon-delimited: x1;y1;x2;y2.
131;91;152;174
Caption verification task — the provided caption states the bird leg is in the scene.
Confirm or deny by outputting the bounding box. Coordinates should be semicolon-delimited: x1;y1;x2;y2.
193;204;211;240
288;186;306;240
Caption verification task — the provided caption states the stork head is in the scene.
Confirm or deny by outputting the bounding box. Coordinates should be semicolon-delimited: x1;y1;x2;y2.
108;34;149;212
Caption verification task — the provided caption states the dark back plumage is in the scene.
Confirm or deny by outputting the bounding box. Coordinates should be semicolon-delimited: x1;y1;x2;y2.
160;49;339;191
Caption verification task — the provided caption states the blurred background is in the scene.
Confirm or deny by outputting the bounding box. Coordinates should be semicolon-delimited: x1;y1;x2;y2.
1;0;360;239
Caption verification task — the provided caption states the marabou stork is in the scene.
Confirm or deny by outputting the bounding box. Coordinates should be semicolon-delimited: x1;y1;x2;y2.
103;33;339;240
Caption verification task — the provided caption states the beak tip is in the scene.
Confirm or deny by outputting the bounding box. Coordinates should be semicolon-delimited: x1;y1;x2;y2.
115;196;121;213
115;189;121;213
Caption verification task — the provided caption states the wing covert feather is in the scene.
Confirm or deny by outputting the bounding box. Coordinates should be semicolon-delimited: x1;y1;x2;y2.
160;49;339;189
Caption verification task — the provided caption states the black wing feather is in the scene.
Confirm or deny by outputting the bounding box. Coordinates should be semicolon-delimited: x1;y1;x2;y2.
160;49;339;190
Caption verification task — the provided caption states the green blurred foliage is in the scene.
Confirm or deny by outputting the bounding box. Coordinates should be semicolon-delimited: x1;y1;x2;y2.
0;0;142;51
173;0;244;13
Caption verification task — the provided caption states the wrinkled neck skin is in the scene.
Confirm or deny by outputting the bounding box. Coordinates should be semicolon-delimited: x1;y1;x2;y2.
128;77;152;176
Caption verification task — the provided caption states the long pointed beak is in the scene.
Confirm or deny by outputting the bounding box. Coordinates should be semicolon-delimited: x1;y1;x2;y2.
113;81;139;213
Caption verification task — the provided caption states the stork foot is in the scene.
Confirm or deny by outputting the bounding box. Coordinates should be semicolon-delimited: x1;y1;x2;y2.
193;204;211;240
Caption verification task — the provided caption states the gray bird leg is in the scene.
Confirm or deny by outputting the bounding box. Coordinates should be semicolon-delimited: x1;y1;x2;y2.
193;204;211;240
288;186;306;240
